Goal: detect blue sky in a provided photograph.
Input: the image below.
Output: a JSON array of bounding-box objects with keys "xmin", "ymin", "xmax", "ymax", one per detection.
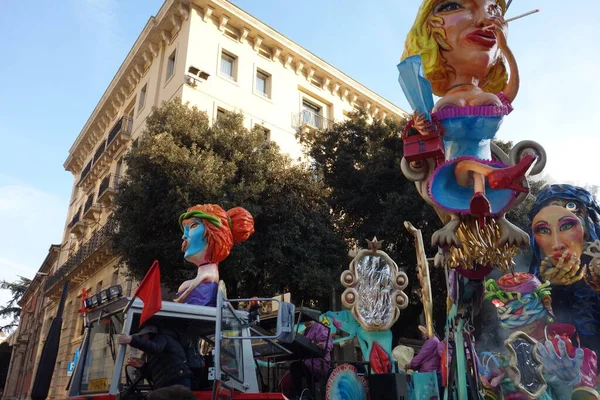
[{"xmin": 0, "ymin": 0, "xmax": 598, "ymax": 324}]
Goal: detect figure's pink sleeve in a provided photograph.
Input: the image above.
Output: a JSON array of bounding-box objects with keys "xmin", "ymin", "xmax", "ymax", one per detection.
[{"xmin": 496, "ymin": 92, "xmax": 514, "ymax": 114}]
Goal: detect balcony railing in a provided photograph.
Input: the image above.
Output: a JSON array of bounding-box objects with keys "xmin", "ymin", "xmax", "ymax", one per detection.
[
  {"xmin": 69, "ymin": 208, "xmax": 82, "ymax": 227},
  {"xmin": 82, "ymin": 195, "xmax": 101, "ymax": 221},
  {"xmin": 45, "ymin": 219, "xmax": 116, "ymax": 293},
  {"xmin": 93, "ymin": 140, "xmax": 107, "ymax": 165},
  {"xmin": 78, "ymin": 160, "xmax": 92, "ymax": 185},
  {"xmin": 294, "ymin": 110, "xmax": 332, "ymax": 131},
  {"xmin": 83, "ymin": 196, "xmax": 95, "ymax": 214},
  {"xmin": 78, "ymin": 116, "xmax": 133, "ymax": 190},
  {"xmin": 98, "ymin": 174, "xmax": 121, "ymax": 204},
  {"xmin": 107, "ymin": 116, "xmax": 133, "ymax": 146}
]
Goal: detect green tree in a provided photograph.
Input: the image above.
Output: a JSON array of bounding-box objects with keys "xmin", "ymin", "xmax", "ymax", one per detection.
[
  {"xmin": 111, "ymin": 100, "xmax": 346, "ymax": 305},
  {"xmin": 0, "ymin": 276, "xmax": 31, "ymax": 332},
  {"xmin": 299, "ymin": 109, "xmax": 444, "ymax": 338}
]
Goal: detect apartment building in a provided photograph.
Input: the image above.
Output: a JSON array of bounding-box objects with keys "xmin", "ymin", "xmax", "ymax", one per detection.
[
  {"xmin": 2, "ymin": 246, "xmax": 60, "ymax": 400},
  {"xmin": 23, "ymin": 0, "xmax": 408, "ymax": 397}
]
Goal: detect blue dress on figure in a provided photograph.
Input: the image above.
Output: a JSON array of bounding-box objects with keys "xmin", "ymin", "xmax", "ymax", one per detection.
[{"xmin": 398, "ymin": 55, "xmax": 516, "ymax": 215}]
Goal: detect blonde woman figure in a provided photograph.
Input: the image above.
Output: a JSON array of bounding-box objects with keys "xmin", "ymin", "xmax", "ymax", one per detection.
[{"xmin": 399, "ymin": 0, "xmax": 539, "ymax": 248}]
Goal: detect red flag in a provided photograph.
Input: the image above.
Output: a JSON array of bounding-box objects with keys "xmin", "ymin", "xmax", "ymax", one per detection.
[
  {"xmin": 134, "ymin": 260, "xmax": 162, "ymax": 326},
  {"xmin": 78, "ymin": 288, "xmax": 89, "ymax": 313}
]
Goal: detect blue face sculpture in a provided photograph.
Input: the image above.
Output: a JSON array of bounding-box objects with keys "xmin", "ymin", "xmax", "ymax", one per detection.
[{"xmin": 182, "ymin": 218, "xmax": 208, "ymax": 263}]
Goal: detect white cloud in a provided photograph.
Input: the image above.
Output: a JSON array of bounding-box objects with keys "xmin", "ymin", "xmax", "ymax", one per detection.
[
  {"xmin": 0, "ymin": 182, "xmax": 67, "ymax": 328},
  {"xmin": 0, "ymin": 183, "xmax": 66, "ymax": 276},
  {"xmin": 0, "ymin": 258, "xmax": 36, "ymax": 277}
]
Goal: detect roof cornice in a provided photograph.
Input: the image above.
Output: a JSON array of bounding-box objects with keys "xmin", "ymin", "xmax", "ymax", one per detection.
[
  {"xmin": 64, "ymin": 0, "xmax": 189, "ymax": 174},
  {"xmin": 202, "ymin": 0, "xmax": 408, "ymax": 119},
  {"xmin": 18, "ymin": 244, "xmax": 61, "ymax": 307},
  {"xmin": 65, "ymin": 0, "xmax": 408, "ymax": 174}
]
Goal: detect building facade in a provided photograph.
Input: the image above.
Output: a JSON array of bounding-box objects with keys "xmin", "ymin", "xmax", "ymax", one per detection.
[
  {"xmin": 14, "ymin": 0, "xmax": 408, "ymax": 398},
  {"xmin": 2, "ymin": 245, "xmax": 60, "ymax": 400}
]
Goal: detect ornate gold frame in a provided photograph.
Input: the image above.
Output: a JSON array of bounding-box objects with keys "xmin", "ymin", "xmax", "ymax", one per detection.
[
  {"xmin": 504, "ymin": 331, "xmax": 547, "ymax": 398},
  {"xmin": 340, "ymin": 238, "xmax": 409, "ymax": 331}
]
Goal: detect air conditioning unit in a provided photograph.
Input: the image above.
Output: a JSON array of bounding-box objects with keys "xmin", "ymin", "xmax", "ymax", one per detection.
[{"xmin": 188, "ymin": 65, "xmax": 210, "ymax": 81}]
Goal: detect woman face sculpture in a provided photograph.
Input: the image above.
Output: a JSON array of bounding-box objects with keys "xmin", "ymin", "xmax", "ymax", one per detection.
[
  {"xmin": 181, "ymin": 218, "xmax": 208, "ymax": 265},
  {"xmin": 532, "ymin": 205, "xmax": 585, "ymax": 267},
  {"xmin": 433, "ymin": 0, "xmax": 503, "ymax": 80},
  {"xmin": 529, "ymin": 185, "xmax": 600, "ymax": 274},
  {"xmin": 402, "ymin": 0, "xmax": 508, "ymax": 95}
]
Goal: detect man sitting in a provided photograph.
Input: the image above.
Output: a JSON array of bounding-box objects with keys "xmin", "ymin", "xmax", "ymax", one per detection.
[{"xmin": 118, "ymin": 324, "xmax": 193, "ymax": 389}]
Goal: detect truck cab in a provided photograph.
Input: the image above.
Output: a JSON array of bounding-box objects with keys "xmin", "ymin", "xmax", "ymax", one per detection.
[{"xmin": 66, "ymin": 290, "xmax": 293, "ymax": 400}]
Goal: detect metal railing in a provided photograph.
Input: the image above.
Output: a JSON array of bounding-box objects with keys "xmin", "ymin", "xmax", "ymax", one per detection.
[
  {"xmin": 69, "ymin": 208, "xmax": 82, "ymax": 227},
  {"xmin": 93, "ymin": 140, "xmax": 107, "ymax": 164},
  {"xmin": 83, "ymin": 195, "xmax": 96, "ymax": 214},
  {"xmin": 294, "ymin": 110, "xmax": 332, "ymax": 130},
  {"xmin": 98, "ymin": 174, "xmax": 121, "ymax": 199},
  {"xmin": 78, "ymin": 116, "xmax": 133, "ymax": 185},
  {"xmin": 78, "ymin": 161, "xmax": 92, "ymax": 185},
  {"xmin": 44, "ymin": 219, "xmax": 116, "ymax": 292},
  {"xmin": 107, "ymin": 116, "xmax": 133, "ymax": 146}
]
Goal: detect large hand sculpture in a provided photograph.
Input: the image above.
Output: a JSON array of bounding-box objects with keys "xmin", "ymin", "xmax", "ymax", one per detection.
[{"xmin": 536, "ymin": 337, "xmax": 584, "ymax": 387}]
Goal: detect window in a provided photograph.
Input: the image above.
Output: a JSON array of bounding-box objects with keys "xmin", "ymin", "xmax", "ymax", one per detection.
[
  {"xmin": 220, "ymin": 51, "xmax": 237, "ymax": 81},
  {"xmin": 79, "ymin": 314, "xmax": 125, "ymax": 394},
  {"xmin": 255, "ymin": 70, "xmax": 271, "ymax": 98},
  {"xmin": 301, "ymin": 99, "xmax": 323, "ymax": 128},
  {"xmin": 257, "ymin": 125, "xmax": 271, "ymax": 141},
  {"xmin": 302, "ymin": 99, "xmax": 321, "ymax": 115},
  {"xmin": 166, "ymin": 50, "xmax": 176, "ymax": 81},
  {"xmin": 111, "ymin": 271, "xmax": 119, "ymax": 286},
  {"xmin": 217, "ymin": 108, "xmax": 228, "ymax": 120},
  {"xmin": 138, "ymin": 84, "xmax": 147, "ymax": 110}
]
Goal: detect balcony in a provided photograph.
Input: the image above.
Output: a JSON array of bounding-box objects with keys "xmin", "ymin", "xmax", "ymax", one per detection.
[
  {"xmin": 97, "ymin": 174, "xmax": 121, "ymax": 205},
  {"xmin": 68, "ymin": 207, "xmax": 87, "ymax": 237},
  {"xmin": 79, "ymin": 116, "xmax": 132, "ymax": 190},
  {"xmin": 78, "ymin": 160, "xmax": 92, "ymax": 185},
  {"xmin": 45, "ymin": 219, "xmax": 116, "ymax": 297},
  {"xmin": 294, "ymin": 110, "xmax": 332, "ymax": 134},
  {"xmin": 82, "ymin": 195, "xmax": 102, "ymax": 221}
]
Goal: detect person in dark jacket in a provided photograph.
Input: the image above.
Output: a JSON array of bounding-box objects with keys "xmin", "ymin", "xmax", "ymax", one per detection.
[{"xmin": 118, "ymin": 324, "xmax": 193, "ymax": 389}]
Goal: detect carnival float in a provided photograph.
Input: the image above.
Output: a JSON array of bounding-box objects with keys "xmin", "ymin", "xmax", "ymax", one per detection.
[
  {"xmin": 393, "ymin": 0, "xmax": 600, "ymax": 398},
  {"xmin": 165, "ymin": 1, "xmax": 600, "ymax": 398}
]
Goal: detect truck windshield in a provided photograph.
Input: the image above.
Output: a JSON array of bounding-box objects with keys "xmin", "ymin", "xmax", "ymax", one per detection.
[
  {"xmin": 220, "ymin": 301, "xmax": 245, "ymax": 384},
  {"xmin": 79, "ymin": 314, "xmax": 126, "ymax": 394}
]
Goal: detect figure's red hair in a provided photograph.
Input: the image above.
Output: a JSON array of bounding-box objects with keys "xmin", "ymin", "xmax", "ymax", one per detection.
[{"xmin": 181, "ymin": 204, "xmax": 254, "ymax": 263}]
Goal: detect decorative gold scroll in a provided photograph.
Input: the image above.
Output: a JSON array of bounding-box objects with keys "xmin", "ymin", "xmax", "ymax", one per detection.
[{"xmin": 404, "ymin": 221, "xmax": 434, "ymax": 339}]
